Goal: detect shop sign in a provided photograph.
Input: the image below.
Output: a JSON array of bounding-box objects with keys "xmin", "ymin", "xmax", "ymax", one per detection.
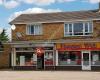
[
  {"xmin": 33, "ymin": 47, "xmax": 53, "ymax": 50},
  {"xmin": 56, "ymin": 42, "xmax": 100, "ymax": 51}
]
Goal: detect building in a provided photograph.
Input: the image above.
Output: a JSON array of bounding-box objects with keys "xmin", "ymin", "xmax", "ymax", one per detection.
[{"xmin": 0, "ymin": 9, "xmax": 100, "ymax": 70}]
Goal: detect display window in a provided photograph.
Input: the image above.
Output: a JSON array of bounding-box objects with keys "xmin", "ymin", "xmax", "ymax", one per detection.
[
  {"xmin": 44, "ymin": 51, "xmax": 53, "ymax": 65},
  {"xmin": 91, "ymin": 51, "xmax": 100, "ymax": 66},
  {"xmin": 58, "ymin": 51, "xmax": 81, "ymax": 65},
  {"xmin": 16, "ymin": 52, "xmax": 37, "ymax": 66}
]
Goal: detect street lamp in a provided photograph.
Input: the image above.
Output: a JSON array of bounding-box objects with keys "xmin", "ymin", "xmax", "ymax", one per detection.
[{"xmin": 11, "ymin": 24, "xmax": 16, "ymax": 70}]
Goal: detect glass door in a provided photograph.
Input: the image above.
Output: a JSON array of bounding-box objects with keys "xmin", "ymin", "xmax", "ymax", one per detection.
[
  {"xmin": 82, "ymin": 51, "xmax": 91, "ymax": 70},
  {"xmin": 37, "ymin": 54, "xmax": 44, "ymax": 70}
]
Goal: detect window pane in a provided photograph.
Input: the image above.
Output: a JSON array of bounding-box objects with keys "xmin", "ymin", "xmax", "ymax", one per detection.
[
  {"xmin": 58, "ymin": 51, "xmax": 81, "ymax": 65},
  {"xmin": 85, "ymin": 23, "xmax": 88, "ymax": 32},
  {"xmin": 91, "ymin": 51, "xmax": 100, "ymax": 65},
  {"xmin": 31, "ymin": 25, "xmax": 34, "ymax": 34},
  {"xmin": 74, "ymin": 23, "xmax": 83, "ymax": 35},
  {"xmin": 65, "ymin": 24, "xmax": 68, "ymax": 32},
  {"xmin": 64, "ymin": 24, "xmax": 69, "ymax": 36},
  {"xmin": 45, "ymin": 51, "xmax": 53, "ymax": 65},
  {"xmin": 69, "ymin": 24, "xmax": 72, "ymax": 35},
  {"xmin": 34, "ymin": 25, "xmax": 39, "ymax": 35},
  {"xmin": 84, "ymin": 22, "xmax": 93, "ymax": 35},
  {"xmin": 34, "ymin": 25, "xmax": 42, "ymax": 35},
  {"xmin": 16, "ymin": 52, "xmax": 36, "ymax": 66},
  {"xmin": 89, "ymin": 22, "xmax": 92, "ymax": 32},
  {"xmin": 27, "ymin": 24, "xmax": 42, "ymax": 35}
]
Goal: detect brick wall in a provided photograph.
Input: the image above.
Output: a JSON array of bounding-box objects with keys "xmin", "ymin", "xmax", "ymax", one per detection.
[
  {"xmin": 0, "ymin": 44, "xmax": 11, "ymax": 68},
  {"xmin": 12, "ymin": 21, "xmax": 100, "ymax": 41}
]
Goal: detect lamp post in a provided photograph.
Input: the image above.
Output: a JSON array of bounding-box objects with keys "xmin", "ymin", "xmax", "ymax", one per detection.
[{"xmin": 11, "ymin": 24, "xmax": 16, "ymax": 70}]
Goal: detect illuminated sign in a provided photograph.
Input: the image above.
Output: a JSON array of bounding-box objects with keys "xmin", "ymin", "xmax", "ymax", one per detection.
[{"xmin": 56, "ymin": 42, "xmax": 100, "ymax": 51}]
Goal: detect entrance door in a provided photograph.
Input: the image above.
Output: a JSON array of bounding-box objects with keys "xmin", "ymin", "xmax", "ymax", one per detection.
[
  {"xmin": 82, "ymin": 51, "xmax": 91, "ymax": 70},
  {"xmin": 37, "ymin": 54, "xmax": 44, "ymax": 70}
]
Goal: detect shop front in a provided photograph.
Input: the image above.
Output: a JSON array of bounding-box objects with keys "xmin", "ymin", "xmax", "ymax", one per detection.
[
  {"xmin": 11, "ymin": 43, "xmax": 55, "ymax": 70},
  {"xmin": 56, "ymin": 42, "xmax": 100, "ymax": 70}
]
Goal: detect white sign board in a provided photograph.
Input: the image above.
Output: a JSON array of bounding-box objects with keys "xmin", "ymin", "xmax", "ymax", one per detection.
[{"xmin": 20, "ymin": 56, "xmax": 25, "ymax": 66}]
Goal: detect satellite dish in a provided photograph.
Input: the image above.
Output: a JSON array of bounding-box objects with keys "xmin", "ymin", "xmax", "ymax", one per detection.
[
  {"xmin": 11, "ymin": 25, "xmax": 16, "ymax": 30},
  {"xmin": 16, "ymin": 32, "xmax": 22, "ymax": 38}
]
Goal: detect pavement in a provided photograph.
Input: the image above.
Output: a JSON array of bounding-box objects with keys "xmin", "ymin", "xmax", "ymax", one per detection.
[{"xmin": 0, "ymin": 71, "xmax": 100, "ymax": 80}]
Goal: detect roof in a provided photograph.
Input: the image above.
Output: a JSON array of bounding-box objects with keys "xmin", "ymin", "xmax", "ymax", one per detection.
[{"xmin": 9, "ymin": 9, "xmax": 100, "ymax": 25}]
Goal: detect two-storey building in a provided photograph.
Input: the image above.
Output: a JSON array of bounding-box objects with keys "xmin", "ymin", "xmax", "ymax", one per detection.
[{"xmin": 1, "ymin": 9, "xmax": 100, "ymax": 70}]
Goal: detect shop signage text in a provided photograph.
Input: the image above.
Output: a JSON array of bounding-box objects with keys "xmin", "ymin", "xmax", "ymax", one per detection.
[{"xmin": 56, "ymin": 42, "xmax": 100, "ymax": 51}]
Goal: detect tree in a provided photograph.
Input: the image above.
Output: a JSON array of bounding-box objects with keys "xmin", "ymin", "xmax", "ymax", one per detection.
[{"xmin": 0, "ymin": 29, "xmax": 9, "ymax": 42}]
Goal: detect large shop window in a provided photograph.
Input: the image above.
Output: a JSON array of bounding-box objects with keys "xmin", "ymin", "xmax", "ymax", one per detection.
[
  {"xmin": 64, "ymin": 21, "xmax": 93, "ymax": 36},
  {"xmin": 58, "ymin": 51, "xmax": 81, "ymax": 65},
  {"xmin": 16, "ymin": 52, "xmax": 37, "ymax": 66},
  {"xmin": 91, "ymin": 51, "xmax": 100, "ymax": 66},
  {"xmin": 44, "ymin": 51, "xmax": 53, "ymax": 66},
  {"xmin": 26, "ymin": 24, "xmax": 42, "ymax": 35}
]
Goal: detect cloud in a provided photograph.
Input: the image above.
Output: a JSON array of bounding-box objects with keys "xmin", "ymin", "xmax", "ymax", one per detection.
[
  {"xmin": 58, "ymin": 0, "xmax": 76, "ymax": 3},
  {"xmin": 19, "ymin": 0, "xmax": 34, "ymax": 4},
  {"xmin": 85, "ymin": 0, "xmax": 100, "ymax": 4},
  {"xmin": 8, "ymin": 7, "xmax": 62, "ymax": 22},
  {"xmin": 3, "ymin": 0, "xmax": 19, "ymax": 9},
  {"xmin": 32, "ymin": 0, "xmax": 55, "ymax": 6},
  {"xmin": 20, "ymin": 0, "xmax": 76, "ymax": 6},
  {"xmin": 1, "ymin": 0, "xmax": 76, "ymax": 8},
  {"xmin": 0, "ymin": 27, "xmax": 3, "ymax": 34},
  {"xmin": 0, "ymin": 0, "xmax": 3, "ymax": 5},
  {"xmin": 6, "ymin": 27, "xmax": 11, "ymax": 41}
]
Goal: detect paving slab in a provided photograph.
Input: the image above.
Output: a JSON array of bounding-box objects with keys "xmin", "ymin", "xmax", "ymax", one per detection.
[{"xmin": 0, "ymin": 71, "xmax": 100, "ymax": 80}]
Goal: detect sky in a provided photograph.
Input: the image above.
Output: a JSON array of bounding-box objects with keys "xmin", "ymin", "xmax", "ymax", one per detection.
[{"xmin": 0, "ymin": 0, "xmax": 100, "ymax": 39}]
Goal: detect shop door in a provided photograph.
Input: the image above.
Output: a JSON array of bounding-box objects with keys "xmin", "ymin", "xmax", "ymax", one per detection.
[
  {"xmin": 82, "ymin": 51, "xmax": 91, "ymax": 70},
  {"xmin": 37, "ymin": 54, "xmax": 44, "ymax": 70}
]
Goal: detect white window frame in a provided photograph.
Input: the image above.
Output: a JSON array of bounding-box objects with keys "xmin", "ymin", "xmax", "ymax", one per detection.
[
  {"xmin": 26, "ymin": 24, "xmax": 43, "ymax": 35},
  {"xmin": 64, "ymin": 21, "xmax": 93, "ymax": 37}
]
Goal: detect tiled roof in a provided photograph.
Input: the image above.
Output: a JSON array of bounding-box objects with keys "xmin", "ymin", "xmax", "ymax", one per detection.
[{"xmin": 9, "ymin": 9, "xmax": 100, "ymax": 24}]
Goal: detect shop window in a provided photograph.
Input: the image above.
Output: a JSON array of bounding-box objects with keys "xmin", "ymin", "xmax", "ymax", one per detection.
[
  {"xmin": 58, "ymin": 51, "xmax": 81, "ymax": 65},
  {"xmin": 16, "ymin": 52, "xmax": 37, "ymax": 66},
  {"xmin": 91, "ymin": 51, "xmax": 100, "ymax": 66},
  {"xmin": 44, "ymin": 51, "xmax": 53, "ymax": 65}
]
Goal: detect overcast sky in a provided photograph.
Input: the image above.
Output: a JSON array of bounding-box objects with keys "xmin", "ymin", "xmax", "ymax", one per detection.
[{"xmin": 0, "ymin": 0, "xmax": 100, "ymax": 39}]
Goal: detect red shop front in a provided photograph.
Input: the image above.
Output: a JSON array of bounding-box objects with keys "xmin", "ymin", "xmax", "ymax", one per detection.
[{"xmin": 55, "ymin": 42, "xmax": 100, "ymax": 70}]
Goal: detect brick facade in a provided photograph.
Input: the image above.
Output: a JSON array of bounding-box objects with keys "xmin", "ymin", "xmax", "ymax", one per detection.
[
  {"xmin": 0, "ymin": 44, "xmax": 11, "ymax": 68},
  {"xmin": 12, "ymin": 21, "xmax": 100, "ymax": 41}
]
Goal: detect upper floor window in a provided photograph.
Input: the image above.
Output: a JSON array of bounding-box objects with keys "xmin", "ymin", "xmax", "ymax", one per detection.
[
  {"xmin": 64, "ymin": 21, "xmax": 93, "ymax": 36},
  {"xmin": 26, "ymin": 24, "xmax": 42, "ymax": 35}
]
